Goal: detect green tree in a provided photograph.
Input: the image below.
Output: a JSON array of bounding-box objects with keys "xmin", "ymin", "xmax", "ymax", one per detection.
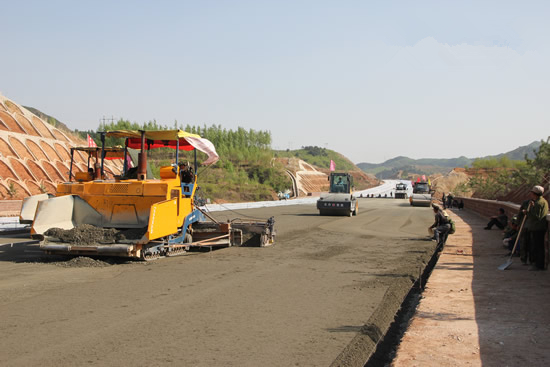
[{"xmin": 466, "ymin": 136, "xmax": 549, "ymax": 198}]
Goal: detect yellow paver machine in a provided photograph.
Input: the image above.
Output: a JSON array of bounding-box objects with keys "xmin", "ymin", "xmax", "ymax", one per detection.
[{"xmin": 20, "ymin": 130, "xmax": 275, "ymax": 260}]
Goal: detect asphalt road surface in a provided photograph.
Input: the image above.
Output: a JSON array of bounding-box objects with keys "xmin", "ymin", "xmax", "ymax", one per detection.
[{"xmin": 0, "ymin": 198, "xmax": 436, "ymax": 367}]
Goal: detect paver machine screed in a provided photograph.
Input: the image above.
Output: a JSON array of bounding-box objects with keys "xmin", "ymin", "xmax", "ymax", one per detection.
[{"xmin": 21, "ymin": 129, "xmax": 275, "ymax": 260}]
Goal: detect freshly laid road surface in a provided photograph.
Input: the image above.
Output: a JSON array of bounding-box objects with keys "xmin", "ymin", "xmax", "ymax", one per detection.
[{"xmin": 0, "ymin": 199, "xmax": 436, "ymax": 367}]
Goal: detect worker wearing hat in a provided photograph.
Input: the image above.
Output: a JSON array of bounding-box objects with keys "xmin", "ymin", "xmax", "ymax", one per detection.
[{"xmin": 523, "ymin": 185, "xmax": 548, "ymax": 270}]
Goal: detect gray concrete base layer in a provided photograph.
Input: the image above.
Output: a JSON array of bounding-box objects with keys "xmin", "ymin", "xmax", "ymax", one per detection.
[{"xmin": 0, "ymin": 199, "xmax": 435, "ymax": 366}]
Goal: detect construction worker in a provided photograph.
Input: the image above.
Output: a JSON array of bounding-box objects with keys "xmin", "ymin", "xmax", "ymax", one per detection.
[
  {"xmin": 523, "ymin": 186, "xmax": 549, "ymax": 271},
  {"xmin": 179, "ymin": 161, "xmax": 194, "ymax": 184},
  {"xmin": 334, "ymin": 177, "xmax": 345, "ymax": 192},
  {"xmin": 429, "ymin": 203, "xmax": 450, "ymax": 247}
]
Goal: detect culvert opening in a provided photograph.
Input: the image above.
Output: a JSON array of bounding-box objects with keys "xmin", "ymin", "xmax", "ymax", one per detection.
[{"xmin": 364, "ymin": 243, "xmax": 444, "ymax": 367}]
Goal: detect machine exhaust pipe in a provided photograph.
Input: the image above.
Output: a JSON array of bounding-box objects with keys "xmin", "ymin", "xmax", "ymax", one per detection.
[{"xmin": 137, "ymin": 130, "xmax": 147, "ymax": 180}]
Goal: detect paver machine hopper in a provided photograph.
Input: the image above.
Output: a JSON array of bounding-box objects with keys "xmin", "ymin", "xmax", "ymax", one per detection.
[{"xmin": 21, "ymin": 129, "xmax": 275, "ymax": 260}]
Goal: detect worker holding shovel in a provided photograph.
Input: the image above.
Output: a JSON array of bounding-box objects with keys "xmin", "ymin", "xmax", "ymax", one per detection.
[{"xmin": 524, "ymin": 186, "xmax": 549, "ymax": 271}]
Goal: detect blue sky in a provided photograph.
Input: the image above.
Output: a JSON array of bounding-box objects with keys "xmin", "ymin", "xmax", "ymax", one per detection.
[{"xmin": 1, "ymin": 0, "xmax": 549, "ymax": 163}]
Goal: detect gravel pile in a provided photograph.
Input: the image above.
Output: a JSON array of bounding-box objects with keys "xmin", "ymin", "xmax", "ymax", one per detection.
[
  {"xmin": 44, "ymin": 225, "xmax": 147, "ymax": 246},
  {"xmin": 53, "ymin": 256, "xmax": 112, "ymax": 268}
]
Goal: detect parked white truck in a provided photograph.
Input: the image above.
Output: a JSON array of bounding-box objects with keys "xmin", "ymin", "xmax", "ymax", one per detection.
[{"xmin": 395, "ymin": 182, "xmax": 408, "ymax": 199}]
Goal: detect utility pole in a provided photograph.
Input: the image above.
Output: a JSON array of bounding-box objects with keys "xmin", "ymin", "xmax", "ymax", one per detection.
[{"xmin": 99, "ymin": 116, "xmax": 116, "ymax": 126}]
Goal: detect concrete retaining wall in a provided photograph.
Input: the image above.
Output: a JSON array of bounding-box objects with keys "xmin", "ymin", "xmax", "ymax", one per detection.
[
  {"xmin": 458, "ymin": 197, "xmax": 520, "ymax": 218},
  {"xmin": 0, "ymin": 200, "xmax": 22, "ymax": 216},
  {"xmin": 458, "ymin": 196, "xmax": 550, "ymax": 234}
]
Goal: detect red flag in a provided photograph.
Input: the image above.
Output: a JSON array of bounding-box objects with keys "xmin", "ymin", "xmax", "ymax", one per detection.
[
  {"xmin": 329, "ymin": 160, "xmax": 335, "ymax": 171},
  {"xmin": 87, "ymin": 134, "xmax": 97, "ymax": 147}
]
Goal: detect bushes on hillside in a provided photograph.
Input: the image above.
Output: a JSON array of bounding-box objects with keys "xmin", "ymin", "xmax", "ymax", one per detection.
[{"xmin": 464, "ymin": 137, "xmax": 549, "ymax": 199}]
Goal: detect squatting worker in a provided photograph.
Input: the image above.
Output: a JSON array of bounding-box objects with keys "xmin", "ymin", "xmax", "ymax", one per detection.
[
  {"xmin": 523, "ymin": 185, "xmax": 549, "ymax": 271},
  {"xmin": 429, "ymin": 203, "xmax": 450, "ymax": 247}
]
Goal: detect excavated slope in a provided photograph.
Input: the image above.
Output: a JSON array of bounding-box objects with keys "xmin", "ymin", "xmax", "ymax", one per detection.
[{"xmin": 0, "ymin": 95, "xmax": 122, "ymax": 200}]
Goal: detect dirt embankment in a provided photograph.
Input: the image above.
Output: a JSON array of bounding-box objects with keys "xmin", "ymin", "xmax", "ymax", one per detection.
[{"xmin": 430, "ymin": 168, "xmax": 471, "ymax": 199}]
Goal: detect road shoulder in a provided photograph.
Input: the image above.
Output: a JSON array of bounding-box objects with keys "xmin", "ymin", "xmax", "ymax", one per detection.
[{"xmin": 392, "ymin": 209, "xmax": 550, "ymax": 366}]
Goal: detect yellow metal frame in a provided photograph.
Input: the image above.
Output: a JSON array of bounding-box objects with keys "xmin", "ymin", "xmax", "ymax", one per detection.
[{"xmin": 55, "ymin": 166, "xmax": 197, "ymax": 235}]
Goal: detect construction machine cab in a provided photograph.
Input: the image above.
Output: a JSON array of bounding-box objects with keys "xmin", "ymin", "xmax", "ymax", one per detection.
[
  {"xmin": 317, "ymin": 172, "xmax": 358, "ymax": 216},
  {"xmin": 396, "ymin": 183, "xmax": 407, "ymax": 191},
  {"xmin": 68, "ymin": 146, "xmax": 127, "ymax": 182},
  {"xmin": 329, "ymin": 172, "xmax": 352, "ymax": 194},
  {"xmin": 413, "ymin": 182, "xmax": 430, "ymax": 194}
]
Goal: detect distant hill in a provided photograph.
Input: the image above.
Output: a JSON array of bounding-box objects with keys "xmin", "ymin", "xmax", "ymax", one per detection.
[
  {"xmin": 488, "ymin": 141, "xmax": 542, "ymax": 161},
  {"xmin": 358, "ymin": 141, "xmax": 543, "ymax": 179},
  {"xmin": 275, "ymin": 146, "xmax": 362, "ymax": 173}
]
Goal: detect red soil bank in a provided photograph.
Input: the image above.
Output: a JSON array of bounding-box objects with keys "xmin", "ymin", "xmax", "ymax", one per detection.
[
  {"xmin": 15, "ymin": 113, "xmax": 41, "ymax": 136},
  {"xmin": 26, "ymin": 160, "xmax": 51, "ymax": 182},
  {"xmin": 54, "ymin": 143, "xmax": 71, "ymax": 161},
  {"xmin": 31, "ymin": 116, "xmax": 56, "ymax": 140},
  {"xmin": 0, "ymin": 111, "xmax": 25, "ymax": 134},
  {"xmin": 9, "ymin": 158, "xmax": 35, "ymax": 181},
  {"xmin": 3, "ymin": 179, "xmax": 30, "ymax": 200},
  {"xmin": 26, "ymin": 140, "xmax": 48, "ymax": 160},
  {"xmin": 4, "ymin": 101, "xmax": 23, "ymax": 115},
  {"xmin": 54, "ymin": 130, "xmax": 70, "ymax": 143},
  {"xmin": 40, "ymin": 141, "xmax": 63, "ymax": 161},
  {"xmin": 9, "ymin": 137, "xmax": 34, "ymax": 160},
  {"xmin": 55, "ymin": 161, "xmax": 70, "ymax": 180},
  {"xmin": 42, "ymin": 181, "xmax": 57, "ymax": 195},
  {"xmin": 0, "ymin": 182, "xmax": 8, "ymax": 199},
  {"xmin": 41, "ymin": 161, "xmax": 64, "ymax": 182},
  {"xmin": 0, "ymin": 137, "xmax": 17, "ymax": 157},
  {"xmin": 0, "ymin": 118, "xmax": 9, "ymax": 131},
  {"xmin": 0, "ymin": 160, "xmax": 18, "ymax": 180},
  {"xmin": 26, "ymin": 180, "xmax": 43, "ymax": 195}
]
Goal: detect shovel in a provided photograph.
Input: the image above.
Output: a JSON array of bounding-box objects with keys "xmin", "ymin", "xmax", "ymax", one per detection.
[{"xmin": 498, "ymin": 209, "xmax": 528, "ymax": 271}]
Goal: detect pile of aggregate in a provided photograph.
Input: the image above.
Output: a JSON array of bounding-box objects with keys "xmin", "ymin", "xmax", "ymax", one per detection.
[
  {"xmin": 44, "ymin": 225, "xmax": 147, "ymax": 246},
  {"xmin": 54, "ymin": 256, "xmax": 111, "ymax": 268}
]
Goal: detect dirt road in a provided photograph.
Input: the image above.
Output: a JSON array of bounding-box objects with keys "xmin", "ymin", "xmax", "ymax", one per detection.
[{"xmin": 0, "ymin": 199, "xmax": 436, "ymax": 366}]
